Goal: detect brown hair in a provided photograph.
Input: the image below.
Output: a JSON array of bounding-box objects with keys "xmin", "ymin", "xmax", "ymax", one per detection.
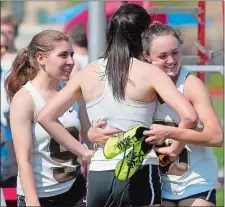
[
  {"xmin": 141, "ymin": 22, "xmax": 183, "ymax": 61},
  {"xmin": 5, "ymin": 30, "xmax": 69, "ymax": 102}
]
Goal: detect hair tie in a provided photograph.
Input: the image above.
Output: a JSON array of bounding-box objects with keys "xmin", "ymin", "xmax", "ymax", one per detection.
[{"xmin": 150, "ymin": 21, "xmax": 162, "ymax": 27}]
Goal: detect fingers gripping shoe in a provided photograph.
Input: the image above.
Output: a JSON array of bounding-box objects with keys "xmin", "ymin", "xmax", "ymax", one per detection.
[
  {"xmin": 103, "ymin": 125, "xmax": 149, "ymax": 159},
  {"xmin": 115, "ymin": 140, "xmax": 153, "ymax": 181}
]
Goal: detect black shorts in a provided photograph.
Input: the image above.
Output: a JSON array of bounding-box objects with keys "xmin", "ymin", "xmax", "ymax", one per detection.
[
  {"xmin": 87, "ymin": 165, "xmax": 162, "ymax": 207},
  {"xmin": 163, "ymin": 189, "xmax": 216, "ymax": 206},
  {"xmin": 17, "ymin": 175, "xmax": 86, "ymax": 207}
]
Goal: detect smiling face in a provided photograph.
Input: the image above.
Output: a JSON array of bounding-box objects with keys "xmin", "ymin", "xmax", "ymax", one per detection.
[
  {"xmin": 148, "ymin": 35, "xmax": 182, "ymax": 78},
  {"xmin": 37, "ymin": 40, "xmax": 75, "ymax": 82},
  {"xmin": 1, "ymin": 23, "xmax": 15, "ymax": 50},
  {"xmin": 1, "ymin": 33, "xmax": 8, "ymax": 56}
]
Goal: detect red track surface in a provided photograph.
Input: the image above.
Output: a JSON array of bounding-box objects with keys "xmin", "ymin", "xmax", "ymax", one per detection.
[{"xmin": 209, "ymin": 89, "xmax": 224, "ymax": 98}]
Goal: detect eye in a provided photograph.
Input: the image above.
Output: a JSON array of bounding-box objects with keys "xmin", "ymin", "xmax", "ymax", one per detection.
[
  {"xmin": 172, "ymin": 51, "xmax": 179, "ymax": 55},
  {"xmin": 158, "ymin": 54, "xmax": 167, "ymax": 59},
  {"xmin": 70, "ymin": 52, "xmax": 74, "ymax": 57},
  {"xmin": 60, "ymin": 53, "xmax": 69, "ymax": 59}
]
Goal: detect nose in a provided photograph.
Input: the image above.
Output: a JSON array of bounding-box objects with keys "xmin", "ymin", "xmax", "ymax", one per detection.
[
  {"xmin": 67, "ymin": 55, "xmax": 74, "ymax": 65},
  {"xmin": 167, "ymin": 55, "xmax": 175, "ymax": 64}
]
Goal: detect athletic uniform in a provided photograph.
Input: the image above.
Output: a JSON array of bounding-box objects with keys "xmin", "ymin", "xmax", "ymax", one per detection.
[
  {"xmin": 153, "ymin": 67, "xmax": 218, "ymax": 205},
  {"xmin": 17, "ymin": 81, "xmax": 86, "ymax": 207},
  {"xmin": 86, "ymin": 58, "xmax": 161, "ymax": 207}
]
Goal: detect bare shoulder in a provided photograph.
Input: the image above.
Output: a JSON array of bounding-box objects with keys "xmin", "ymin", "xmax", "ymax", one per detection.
[
  {"xmin": 184, "ymin": 74, "xmax": 208, "ymax": 94},
  {"xmin": 134, "ymin": 59, "xmax": 163, "ymax": 74},
  {"xmin": 11, "ymin": 88, "xmax": 34, "ymax": 114},
  {"xmin": 82, "ymin": 60, "xmax": 100, "ymax": 73},
  {"xmin": 184, "ymin": 74, "xmax": 211, "ymax": 103},
  {"xmin": 80, "ymin": 60, "xmax": 102, "ymax": 79},
  {"xmin": 134, "ymin": 60, "xmax": 170, "ymax": 82},
  {"xmin": 69, "ymin": 60, "xmax": 100, "ymax": 89}
]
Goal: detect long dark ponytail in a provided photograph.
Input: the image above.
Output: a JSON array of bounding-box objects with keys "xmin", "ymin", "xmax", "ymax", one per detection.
[{"xmin": 103, "ymin": 4, "xmax": 151, "ymax": 101}]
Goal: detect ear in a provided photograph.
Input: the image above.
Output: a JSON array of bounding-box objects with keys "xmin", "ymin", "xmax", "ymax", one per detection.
[
  {"xmin": 143, "ymin": 54, "xmax": 152, "ymax": 63},
  {"xmin": 36, "ymin": 52, "xmax": 46, "ymax": 66}
]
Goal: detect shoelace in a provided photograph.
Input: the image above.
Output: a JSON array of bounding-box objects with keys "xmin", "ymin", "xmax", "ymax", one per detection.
[
  {"xmin": 104, "ymin": 130, "xmax": 151, "ymax": 207},
  {"xmin": 104, "ymin": 143, "xmax": 144, "ymax": 207},
  {"xmin": 126, "ymin": 151, "xmax": 144, "ymax": 169},
  {"xmin": 116, "ymin": 135, "xmax": 131, "ymax": 150},
  {"xmin": 104, "ymin": 132, "xmax": 131, "ymax": 207}
]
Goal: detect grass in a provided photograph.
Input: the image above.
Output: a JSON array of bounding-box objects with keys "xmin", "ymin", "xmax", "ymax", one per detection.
[
  {"xmin": 213, "ymin": 146, "xmax": 224, "ymax": 169},
  {"xmin": 212, "ymin": 98, "xmax": 224, "ymax": 168},
  {"xmin": 152, "ymin": 1, "xmax": 196, "ymax": 6},
  {"xmin": 212, "ymin": 97, "xmax": 224, "ymax": 206},
  {"xmin": 212, "ymin": 98, "xmax": 223, "ymax": 121},
  {"xmin": 217, "ymin": 188, "xmax": 224, "ymax": 207},
  {"xmin": 207, "ymin": 73, "xmax": 224, "ymax": 89}
]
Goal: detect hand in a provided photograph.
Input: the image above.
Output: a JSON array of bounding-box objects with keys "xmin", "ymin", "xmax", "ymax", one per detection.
[
  {"xmin": 143, "ymin": 124, "xmax": 170, "ymax": 145},
  {"xmin": 26, "ymin": 198, "xmax": 41, "ymax": 207},
  {"xmin": 153, "ymin": 145, "xmax": 178, "ymax": 167},
  {"xmin": 81, "ymin": 149, "xmax": 94, "ymax": 164},
  {"xmin": 153, "ymin": 145, "xmax": 178, "ymax": 161},
  {"xmin": 87, "ymin": 121, "xmax": 121, "ymax": 146}
]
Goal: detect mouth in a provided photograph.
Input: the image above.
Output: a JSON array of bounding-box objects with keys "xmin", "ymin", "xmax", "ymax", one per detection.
[
  {"xmin": 63, "ymin": 69, "xmax": 72, "ymax": 76},
  {"xmin": 164, "ymin": 63, "xmax": 177, "ymax": 70}
]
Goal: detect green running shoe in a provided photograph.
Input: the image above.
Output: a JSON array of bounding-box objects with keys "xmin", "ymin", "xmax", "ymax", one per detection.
[
  {"xmin": 115, "ymin": 140, "xmax": 153, "ymax": 181},
  {"xmin": 103, "ymin": 125, "xmax": 149, "ymax": 159}
]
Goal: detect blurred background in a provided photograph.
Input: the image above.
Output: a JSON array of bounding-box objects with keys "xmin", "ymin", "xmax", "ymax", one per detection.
[
  {"xmin": 1, "ymin": 1, "xmax": 224, "ymax": 60},
  {"xmin": 1, "ymin": 1, "xmax": 224, "ymax": 206}
]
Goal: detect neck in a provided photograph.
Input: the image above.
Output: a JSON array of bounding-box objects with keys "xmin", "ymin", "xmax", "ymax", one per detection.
[
  {"xmin": 171, "ymin": 68, "xmax": 181, "ymax": 84},
  {"xmin": 32, "ymin": 71, "xmax": 60, "ymax": 92}
]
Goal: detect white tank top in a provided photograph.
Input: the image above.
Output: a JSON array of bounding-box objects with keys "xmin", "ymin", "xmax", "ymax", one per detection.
[
  {"xmin": 86, "ymin": 58, "xmax": 159, "ymax": 171},
  {"xmin": 17, "ymin": 81, "xmax": 83, "ymax": 197},
  {"xmin": 153, "ymin": 67, "xmax": 218, "ymax": 199}
]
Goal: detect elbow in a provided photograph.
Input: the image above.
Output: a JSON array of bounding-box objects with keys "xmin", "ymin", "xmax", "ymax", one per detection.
[
  {"xmin": 37, "ymin": 111, "xmax": 50, "ymax": 128},
  {"xmin": 37, "ymin": 114, "xmax": 44, "ymax": 126},
  {"xmin": 211, "ymin": 131, "xmax": 223, "ymax": 147},
  {"xmin": 204, "ymin": 127, "xmax": 223, "ymax": 147},
  {"xmin": 182, "ymin": 113, "xmax": 198, "ymax": 129}
]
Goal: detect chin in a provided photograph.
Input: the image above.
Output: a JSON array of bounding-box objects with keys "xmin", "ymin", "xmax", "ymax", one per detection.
[
  {"xmin": 62, "ymin": 76, "xmax": 70, "ymax": 82},
  {"xmin": 167, "ymin": 68, "xmax": 180, "ymax": 77},
  {"xmin": 167, "ymin": 72, "xmax": 176, "ymax": 77}
]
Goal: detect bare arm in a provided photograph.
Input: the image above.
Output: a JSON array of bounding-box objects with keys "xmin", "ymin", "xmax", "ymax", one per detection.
[
  {"xmin": 149, "ymin": 75, "xmax": 223, "ymax": 147},
  {"xmin": 77, "ymin": 95, "xmax": 93, "ymax": 149},
  {"xmin": 63, "ymin": 62, "xmax": 93, "ymax": 148},
  {"xmin": 164, "ymin": 75, "xmax": 223, "ymax": 146},
  {"xmin": 10, "ymin": 90, "xmax": 40, "ymax": 206},
  {"xmin": 150, "ymin": 66, "xmax": 198, "ymax": 128},
  {"xmin": 37, "ymin": 70, "xmax": 93, "ymax": 162},
  {"xmin": 164, "ymin": 119, "xmax": 192, "ymax": 158}
]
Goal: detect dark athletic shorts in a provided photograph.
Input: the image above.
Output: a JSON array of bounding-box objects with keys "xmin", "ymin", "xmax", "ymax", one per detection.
[
  {"xmin": 17, "ymin": 175, "xmax": 86, "ymax": 207},
  {"xmin": 87, "ymin": 165, "xmax": 162, "ymax": 207},
  {"xmin": 163, "ymin": 189, "xmax": 216, "ymax": 206}
]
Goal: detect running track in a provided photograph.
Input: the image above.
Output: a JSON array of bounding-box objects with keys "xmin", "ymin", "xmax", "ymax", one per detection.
[{"xmin": 209, "ymin": 89, "xmax": 224, "ymax": 98}]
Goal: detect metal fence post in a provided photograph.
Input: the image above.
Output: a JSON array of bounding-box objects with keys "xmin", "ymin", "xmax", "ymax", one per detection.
[{"xmin": 88, "ymin": 1, "xmax": 106, "ymax": 63}]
